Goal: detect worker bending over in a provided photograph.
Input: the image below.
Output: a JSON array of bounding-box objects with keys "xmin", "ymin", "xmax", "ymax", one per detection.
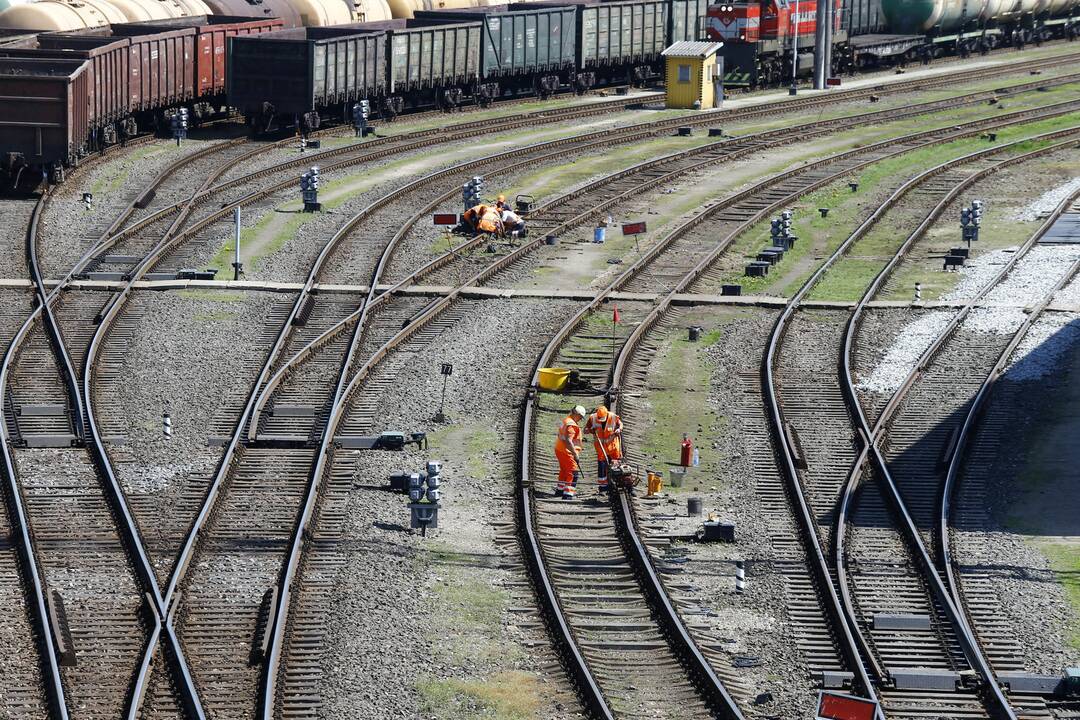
[
  {"xmin": 585, "ymin": 405, "xmax": 623, "ymax": 493},
  {"xmin": 500, "ymin": 207, "xmax": 527, "ymax": 236},
  {"xmin": 461, "ymin": 204, "xmax": 503, "ymax": 235},
  {"xmin": 555, "ymin": 405, "xmax": 587, "ymax": 499}
]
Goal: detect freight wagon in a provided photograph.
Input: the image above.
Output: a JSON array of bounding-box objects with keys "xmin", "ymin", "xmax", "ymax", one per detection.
[
  {"xmin": 0, "ymin": 15, "xmax": 281, "ymax": 183},
  {"xmin": 229, "ymin": 24, "xmax": 390, "ymax": 131},
  {"xmin": 413, "ymin": 5, "xmax": 578, "ymax": 98},
  {"xmin": 0, "ymin": 56, "xmax": 89, "ymax": 183}
]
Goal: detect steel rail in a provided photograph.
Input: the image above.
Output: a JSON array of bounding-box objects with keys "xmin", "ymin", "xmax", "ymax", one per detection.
[
  {"xmin": 833, "ymin": 132, "xmax": 1080, "ymax": 691},
  {"xmin": 0, "ymin": 192, "xmax": 70, "ymax": 720},
  {"xmin": 835, "ymin": 136, "xmax": 1080, "ymax": 720},
  {"xmin": 597, "ymin": 108, "xmax": 1080, "ymax": 719},
  {"xmin": 247, "ymin": 77, "xmax": 1080, "ymax": 419},
  {"xmin": 938, "ymin": 185, "xmax": 1080, "ymax": 624}
]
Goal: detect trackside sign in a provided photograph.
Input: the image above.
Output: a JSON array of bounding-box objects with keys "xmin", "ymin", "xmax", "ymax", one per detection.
[{"xmin": 817, "ymin": 691, "xmax": 878, "ymax": 720}]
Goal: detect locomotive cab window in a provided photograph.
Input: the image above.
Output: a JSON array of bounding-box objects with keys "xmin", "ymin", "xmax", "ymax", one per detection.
[{"xmin": 678, "ymin": 63, "xmax": 691, "ymax": 82}]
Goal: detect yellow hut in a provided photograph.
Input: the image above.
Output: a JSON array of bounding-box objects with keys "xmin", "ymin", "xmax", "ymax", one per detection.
[{"xmin": 662, "ymin": 41, "xmax": 724, "ymax": 109}]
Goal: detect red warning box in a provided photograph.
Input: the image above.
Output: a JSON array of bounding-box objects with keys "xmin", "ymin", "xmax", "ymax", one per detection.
[
  {"xmin": 433, "ymin": 213, "xmax": 459, "ymax": 225},
  {"xmin": 817, "ymin": 691, "xmax": 878, "ymax": 720},
  {"xmin": 621, "ymin": 221, "xmax": 647, "ymax": 235}
]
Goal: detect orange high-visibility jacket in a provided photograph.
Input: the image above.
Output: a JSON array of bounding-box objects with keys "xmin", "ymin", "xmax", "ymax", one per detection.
[
  {"xmin": 555, "ymin": 415, "xmax": 582, "ymax": 459},
  {"xmin": 586, "ymin": 411, "xmax": 622, "ymax": 459}
]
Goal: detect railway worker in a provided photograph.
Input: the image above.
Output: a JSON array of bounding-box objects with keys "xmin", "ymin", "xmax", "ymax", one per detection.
[
  {"xmin": 500, "ymin": 207, "xmax": 526, "ymax": 237},
  {"xmin": 496, "ymin": 194, "xmax": 509, "ymax": 211},
  {"xmin": 585, "ymin": 405, "xmax": 623, "ymax": 493},
  {"xmin": 555, "ymin": 405, "xmax": 587, "ymax": 500},
  {"xmin": 462, "ymin": 204, "xmax": 503, "ymax": 235}
]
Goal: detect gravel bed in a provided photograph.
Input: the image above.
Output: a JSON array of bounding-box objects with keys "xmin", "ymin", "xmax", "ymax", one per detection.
[
  {"xmin": 0, "ymin": 197, "xmax": 35, "ymax": 279},
  {"xmin": 1007, "ymin": 311, "xmax": 1080, "ymax": 380},
  {"xmin": 856, "ymin": 309, "xmax": 953, "ymax": 394},
  {"xmin": 1012, "ymin": 176, "xmax": 1080, "ymax": 222},
  {"xmin": 37, "ymin": 138, "xmax": 233, "ymax": 279},
  {"xmin": 97, "ymin": 288, "xmax": 282, "ymax": 580},
  {"xmin": 952, "ymin": 323, "xmax": 1080, "ymax": 673},
  {"xmin": 320, "ymin": 297, "xmax": 584, "ymax": 719},
  {"xmin": 621, "ymin": 306, "xmax": 817, "ymax": 719},
  {"xmin": 983, "ymin": 245, "xmax": 1080, "ymax": 306}
]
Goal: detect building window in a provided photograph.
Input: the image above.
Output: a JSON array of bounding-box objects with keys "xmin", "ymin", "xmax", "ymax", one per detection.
[{"xmin": 678, "ymin": 64, "xmax": 691, "ymax": 83}]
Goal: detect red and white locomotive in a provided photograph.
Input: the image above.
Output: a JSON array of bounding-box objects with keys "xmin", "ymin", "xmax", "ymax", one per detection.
[{"xmin": 706, "ymin": 0, "xmax": 842, "ymax": 86}]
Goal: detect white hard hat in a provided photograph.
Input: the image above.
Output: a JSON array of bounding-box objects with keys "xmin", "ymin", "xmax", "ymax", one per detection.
[{"xmin": 573, "ymin": 405, "xmax": 587, "ymax": 417}]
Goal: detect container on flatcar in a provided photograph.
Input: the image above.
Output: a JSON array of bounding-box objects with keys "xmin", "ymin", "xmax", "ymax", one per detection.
[
  {"xmin": 110, "ymin": 15, "xmax": 284, "ymax": 97},
  {"xmin": 229, "ymin": 24, "xmax": 390, "ymax": 129},
  {"xmin": 0, "ymin": 56, "xmax": 89, "ymax": 181},
  {"xmin": 412, "ymin": 5, "xmax": 577, "ymax": 96}
]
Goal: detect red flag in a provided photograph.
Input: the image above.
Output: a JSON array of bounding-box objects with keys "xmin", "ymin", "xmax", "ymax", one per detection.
[{"xmin": 612, "ymin": 305, "xmax": 620, "ymax": 324}]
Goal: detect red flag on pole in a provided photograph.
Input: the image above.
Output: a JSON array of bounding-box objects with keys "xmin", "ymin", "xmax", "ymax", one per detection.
[{"xmin": 613, "ymin": 305, "xmax": 620, "ymax": 324}]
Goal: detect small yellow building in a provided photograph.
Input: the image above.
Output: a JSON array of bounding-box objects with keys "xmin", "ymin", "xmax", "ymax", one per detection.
[{"xmin": 662, "ymin": 41, "xmax": 724, "ymax": 110}]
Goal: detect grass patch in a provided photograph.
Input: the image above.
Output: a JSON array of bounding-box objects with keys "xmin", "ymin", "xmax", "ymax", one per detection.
[
  {"xmin": 417, "ymin": 672, "xmax": 540, "ymax": 720},
  {"xmin": 639, "ymin": 324, "xmax": 721, "ymax": 488},
  {"xmin": 90, "ymin": 145, "xmax": 168, "ymax": 197},
  {"xmin": 1034, "ymin": 542, "xmax": 1080, "ymax": 651}
]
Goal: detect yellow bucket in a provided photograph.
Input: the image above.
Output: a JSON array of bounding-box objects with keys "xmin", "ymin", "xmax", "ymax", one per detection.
[{"xmin": 538, "ymin": 367, "xmax": 570, "ymax": 392}]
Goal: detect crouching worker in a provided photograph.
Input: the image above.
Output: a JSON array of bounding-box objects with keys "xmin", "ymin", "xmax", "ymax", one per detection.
[
  {"xmin": 585, "ymin": 405, "xmax": 623, "ymax": 493},
  {"xmin": 460, "ymin": 204, "xmax": 503, "ymax": 235},
  {"xmin": 500, "ymin": 207, "xmax": 527, "ymax": 237},
  {"xmin": 555, "ymin": 405, "xmax": 587, "ymax": 499}
]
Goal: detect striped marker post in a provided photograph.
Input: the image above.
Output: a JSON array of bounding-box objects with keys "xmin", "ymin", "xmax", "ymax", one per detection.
[
  {"xmin": 735, "ymin": 560, "xmax": 746, "ymax": 594},
  {"xmin": 163, "ymin": 411, "xmax": 173, "ymax": 439}
]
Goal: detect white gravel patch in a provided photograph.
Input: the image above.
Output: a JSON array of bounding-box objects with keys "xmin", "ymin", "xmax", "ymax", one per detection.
[
  {"xmin": 1006, "ymin": 312, "xmax": 1080, "ymax": 381},
  {"xmin": 856, "ymin": 310, "xmax": 952, "ymax": 394},
  {"xmin": 1012, "ymin": 176, "xmax": 1080, "ymax": 222},
  {"xmin": 943, "ymin": 247, "xmax": 1017, "ymax": 301},
  {"xmin": 1052, "ymin": 271, "xmax": 1080, "ymax": 306},
  {"xmin": 964, "ymin": 305, "xmax": 1026, "ymax": 335},
  {"xmin": 983, "ymin": 245, "xmax": 1080, "ymax": 306}
]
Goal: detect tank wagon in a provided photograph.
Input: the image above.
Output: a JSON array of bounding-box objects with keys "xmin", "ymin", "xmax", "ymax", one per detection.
[
  {"xmin": 708, "ymin": 0, "xmax": 1077, "ymax": 87},
  {"xmin": 0, "ymin": 15, "xmax": 281, "ymax": 182}
]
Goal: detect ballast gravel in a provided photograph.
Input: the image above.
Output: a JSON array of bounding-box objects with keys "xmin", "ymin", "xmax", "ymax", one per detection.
[
  {"xmin": 319, "ymin": 297, "xmax": 585, "ymax": 720},
  {"xmin": 1012, "ymin": 175, "xmax": 1080, "ymax": 222},
  {"xmin": 1006, "ymin": 311, "xmax": 1080, "ymax": 381},
  {"xmin": 856, "ymin": 310, "xmax": 953, "ymax": 394}
]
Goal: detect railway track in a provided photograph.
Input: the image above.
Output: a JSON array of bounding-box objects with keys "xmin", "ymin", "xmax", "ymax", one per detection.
[
  {"xmin": 494, "ymin": 95, "xmax": 1080, "ymax": 719},
  {"xmin": 752, "ymin": 127, "xmax": 1080, "ymax": 720},
  {"xmin": 3, "ymin": 49, "xmax": 1078, "ymax": 720},
  {"xmin": 835, "ymin": 162, "xmax": 1080, "ymax": 718}
]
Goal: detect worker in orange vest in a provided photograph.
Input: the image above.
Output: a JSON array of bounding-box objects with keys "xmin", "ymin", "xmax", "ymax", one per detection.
[
  {"xmin": 554, "ymin": 405, "xmax": 587, "ymax": 499},
  {"xmin": 585, "ymin": 405, "xmax": 623, "ymax": 493},
  {"xmin": 461, "ymin": 204, "xmax": 503, "ymax": 235}
]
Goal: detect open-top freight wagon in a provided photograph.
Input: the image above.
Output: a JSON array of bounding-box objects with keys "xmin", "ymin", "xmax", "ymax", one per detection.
[
  {"xmin": 0, "ymin": 14, "xmax": 281, "ymax": 183},
  {"xmin": 229, "ymin": 0, "xmax": 708, "ymax": 130}
]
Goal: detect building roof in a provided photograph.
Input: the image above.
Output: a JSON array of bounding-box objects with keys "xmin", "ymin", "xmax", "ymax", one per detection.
[{"xmin": 661, "ymin": 41, "xmax": 723, "ymax": 59}]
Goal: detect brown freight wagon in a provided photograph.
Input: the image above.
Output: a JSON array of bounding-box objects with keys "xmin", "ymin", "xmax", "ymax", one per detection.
[
  {"xmin": 0, "ymin": 57, "xmax": 90, "ymax": 183},
  {"xmin": 36, "ymin": 28, "xmax": 197, "ymax": 113},
  {"xmin": 110, "ymin": 16, "xmax": 284, "ymax": 98}
]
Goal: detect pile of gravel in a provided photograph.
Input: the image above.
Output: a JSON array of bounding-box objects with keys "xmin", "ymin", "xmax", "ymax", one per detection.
[{"xmin": 945, "ymin": 247, "xmax": 1016, "ymax": 301}]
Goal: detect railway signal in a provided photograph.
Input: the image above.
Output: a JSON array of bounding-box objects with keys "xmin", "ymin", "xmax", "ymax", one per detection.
[
  {"xmin": 960, "ymin": 199, "xmax": 983, "ymax": 247},
  {"xmin": 171, "ymin": 108, "xmax": 188, "ymax": 147},
  {"xmin": 462, "ymin": 176, "xmax": 484, "ymax": 211},
  {"xmin": 82, "ymin": 192, "xmax": 93, "ymax": 211},
  {"xmin": 407, "ymin": 460, "xmax": 443, "ymax": 536},
  {"xmin": 352, "ymin": 99, "xmax": 370, "ymax": 137},
  {"xmin": 300, "ymin": 166, "xmax": 321, "ymax": 212}
]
